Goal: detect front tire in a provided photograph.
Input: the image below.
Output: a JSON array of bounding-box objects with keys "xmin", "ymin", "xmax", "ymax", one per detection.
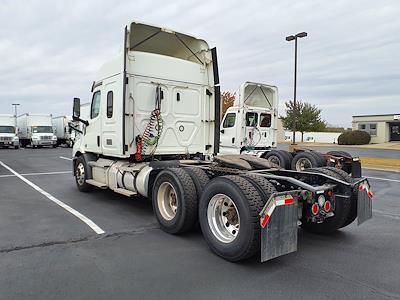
[
  {"xmin": 74, "ymin": 156, "xmax": 93, "ymax": 192},
  {"xmin": 199, "ymin": 175, "xmax": 264, "ymax": 262},
  {"xmin": 152, "ymin": 168, "xmax": 198, "ymax": 234}
]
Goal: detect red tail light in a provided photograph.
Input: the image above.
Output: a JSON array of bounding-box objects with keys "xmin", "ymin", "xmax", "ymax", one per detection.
[
  {"xmin": 324, "ymin": 201, "xmax": 331, "ymax": 212},
  {"xmin": 311, "ymin": 203, "xmax": 319, "ymax": 215}
]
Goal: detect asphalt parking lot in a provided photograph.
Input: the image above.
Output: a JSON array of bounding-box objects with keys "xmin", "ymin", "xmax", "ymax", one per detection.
[{"xmin": 0, "ymin": 148, "xmax": 399, "ymax": 300}]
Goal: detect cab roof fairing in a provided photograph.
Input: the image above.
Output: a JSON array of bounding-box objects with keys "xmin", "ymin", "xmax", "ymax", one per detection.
[
  {"xmin": 235, "ymin": 82, "xmax": 279, "ymax": 112},
  {"xmin": 127, "ymin": 21, "xmax": 212, "ymax": 65}
]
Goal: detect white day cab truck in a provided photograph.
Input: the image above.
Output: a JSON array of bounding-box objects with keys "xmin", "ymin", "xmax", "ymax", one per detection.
[
  {"xmin": 52, "ymin": 115, "xmax": 76, "ymax": 147},
  {"xmin": 220, "ymin": 82, "xmax": 362, "ymax": 176},
  {"xmin": 17, "ymin": 113, "xmax": 57, "ymax": 148},
  {"xmin": 71, "ymin": 21, "xmax": 373, "ymax": 262},
  {"xmin": 0, "ymin": 114, "xmax": 19, "ymax": 149}
]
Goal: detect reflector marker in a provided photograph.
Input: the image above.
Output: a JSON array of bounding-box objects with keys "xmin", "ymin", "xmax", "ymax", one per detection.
[
  {"xmin": 359, "ymin": 182, "xmax": 374, "ymax": 199},
  {"xmin": 261, "ymin": 197, "xmax": 295, "ymax": 228}
]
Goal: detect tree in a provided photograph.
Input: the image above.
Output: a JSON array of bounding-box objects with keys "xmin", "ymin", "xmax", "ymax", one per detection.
[
  {"xmin": 221, "ymin": 91, "xmax": 236, "ymax": 116},
  {"xmin": 281, "ymin": 100, "xmax": 327, "ymax": 142}
]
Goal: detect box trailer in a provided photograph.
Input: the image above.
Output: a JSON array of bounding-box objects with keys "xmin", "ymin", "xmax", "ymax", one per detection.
[
  {"xmin": 219, "ymin": 82, "xmax": 361, "ymax": 175},
  {"xmin": 53, "ymin": 116, "xmax": 75, "ymax": 147},
  {"xmin": 0, "ymin": 114, "xmax": 19, "ymax": 149},
  {"xmin": 70, "ymin": 21, "xmax": 372, "ymax": 262},
  {"xmin": 17, "ymin": 113, "xmax": 57, "ymax": 148}
]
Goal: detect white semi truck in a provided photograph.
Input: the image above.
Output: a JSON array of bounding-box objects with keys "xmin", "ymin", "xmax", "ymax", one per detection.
[
  {"xmin": 71, "ymin": 21, "xmax": 372, "ymax": 262},
  {"xmin": 0, "ymin": 114, "xmax": 19, "ymax": 149},
  {"xmin": 52, "ymin": 115, "xmax": 75, "ymax": 147},
  {"xmin": 220, "ymin": 82, "xmax": 361, "ymax": 175},
  {"xmin": 17, "ymin": 113, "xmax": 57, "ymax": 148}
]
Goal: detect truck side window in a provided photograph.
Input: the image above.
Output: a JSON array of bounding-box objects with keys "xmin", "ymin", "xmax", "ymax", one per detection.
[
  {"xmin": 107, "ymin": 91, "xmax": 113, "ymax": 118},
  {"xmin": 260, "ymin": 113, "xmax": 271, "ymax": 127},
  {"xmin": 91, "ymin": 91, "xmax": 101, "ymax": 119},
  {"xmin": 246, "ymin": 112, "xmax": 258, "ymax": 127},
  {"xmin": 223, "ymin": 113, "xmax": 236, "ymax": 128}
]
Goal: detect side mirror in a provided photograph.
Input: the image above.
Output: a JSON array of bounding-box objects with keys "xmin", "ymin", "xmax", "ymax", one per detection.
[
  {"xmin": 73, "ymin": 98, "xmax": 81, "ymax": 119},
  {"xmin": 220, "ymin": 129, "xmax": 225, "ymax": 134}
]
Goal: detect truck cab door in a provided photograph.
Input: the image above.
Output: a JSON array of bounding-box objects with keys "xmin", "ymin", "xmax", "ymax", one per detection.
[
  {"xmin": 85, "ymin": 90, "xmax": 102, "ymax": 153},
  {"xmin": 219, "ymin": 112, "xmax": 239, "ymax": 154},
  {"xmin": 258, "ymin": 112, "xmax": 274, "ymax": 147}
]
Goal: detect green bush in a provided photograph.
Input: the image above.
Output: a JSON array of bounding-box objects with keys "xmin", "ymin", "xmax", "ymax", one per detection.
[{"xmin": 338, "ymin": 130, "xmax": 371, "ymax": 145}]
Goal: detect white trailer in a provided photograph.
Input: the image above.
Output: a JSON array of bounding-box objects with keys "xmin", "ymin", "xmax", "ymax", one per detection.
[
  {"xmin": 219, "ymin": 82, "xmax": 361, "ymax": 175},
  {"xmin": 71, "ymin": 21, "xmax": 372, "ymax": 262},
  {"xmin": 0, "ymin": 114, "xmax": 19, "ymax": 149},
  {"xmin": 17, "ymin": 113, "xmax": 57, "ymax": 148},
  {"xmin": 52, "ymin": 116, "xmax": 75, "ymax": 147}
]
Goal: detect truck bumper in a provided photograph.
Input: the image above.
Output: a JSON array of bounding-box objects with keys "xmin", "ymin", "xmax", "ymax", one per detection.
[
  {"xmin": 258, "ymin": 181, "xmax": 373, "ymax": 262},
  {"xmin": 32, "ymin": 140, "xmax": 57, "ymax": 146}
]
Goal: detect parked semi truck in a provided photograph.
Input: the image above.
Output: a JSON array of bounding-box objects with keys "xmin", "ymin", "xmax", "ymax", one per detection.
[
  {"xmin": 220, "ymin": 82, "xmax": 360, "ymax": 175},
  {"xmin": 53, "ymin": 115, "xmax": 76, "ymax": 147},
  {"xmin": 71, "ymin": 21, "xmax": 372, "ymax": 262},
  {"xmin": 17, "ymin": 113, "xmax": 57, "ymax": 148},
  {"xmin": 0, "ymin": 114, "xmax": 19, "ymax": 149}
]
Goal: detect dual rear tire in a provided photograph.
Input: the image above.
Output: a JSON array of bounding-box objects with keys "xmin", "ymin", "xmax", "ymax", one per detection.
[{"xmin": 152, "ymin": 169, "xmax": 272, "ymax": 261}]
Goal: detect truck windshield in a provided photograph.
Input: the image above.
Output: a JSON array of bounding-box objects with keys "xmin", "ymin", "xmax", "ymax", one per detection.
[
  {"xmin": 32, "ymin": 126, "xmax": 53, "ymax": 133},
  {"xmin": 0, "ymin": 126, "xmax": 15, "ymax": 133}
]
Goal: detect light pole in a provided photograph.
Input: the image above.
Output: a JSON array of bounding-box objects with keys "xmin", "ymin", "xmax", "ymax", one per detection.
[
  {"xmin": 286, "ymin": 32, "xmax": 307, "ymax": 145},
  {"xmin": 12, "ymin": 103, "xmax": 20, "ymax": 127}
]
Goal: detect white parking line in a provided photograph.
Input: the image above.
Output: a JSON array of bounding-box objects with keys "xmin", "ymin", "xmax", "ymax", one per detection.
[
  {"xmin": 0, "ymin": 171, "xmax": 71, "ymax": 178},
  {"xmin": 59, "ymin": 156, "xmax": 72, "ymax": 161},
  {"xmin": 0, "ymin": 161, "xmax": 105, "ymax": 235},
  {"xmin": 366, "ymin": 176, "xmax": 400, "ymax": 183}
]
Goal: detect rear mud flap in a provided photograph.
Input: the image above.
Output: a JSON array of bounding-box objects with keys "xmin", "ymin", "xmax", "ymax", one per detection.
[
  {"xmin": 357, "ymin": 181, "xmax": 373, "ymax": 225},
  {"xmin": 260, "ymin": 194, "xmax": 298, "ymax": 262}
]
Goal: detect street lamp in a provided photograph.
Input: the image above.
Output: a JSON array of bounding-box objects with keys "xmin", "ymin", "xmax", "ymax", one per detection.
[
  {"xmin": 286, "ymin": 32, "xmax": 307, "ymax": 145},
  {"xmin": 12, "ymin": 103, "xmax": 20, "ymax": 127}
]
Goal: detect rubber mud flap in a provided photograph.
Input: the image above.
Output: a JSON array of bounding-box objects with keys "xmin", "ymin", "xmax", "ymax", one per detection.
[
  {"xmin": 357, "ymin": 181, "xmax": 373, "ymax": 225},
  {"xmin": 260, "ymin": 194, "xmax": 298, "ymax": 262}
]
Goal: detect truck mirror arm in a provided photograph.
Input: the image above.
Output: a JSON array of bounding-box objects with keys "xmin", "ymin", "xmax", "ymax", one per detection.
[
  {"xmin": 72, "ymin": 116, "xmax": 89, "ymax": 127},
  {"xmin": 68, "ymin": 123, "xmax": 83, "ymax": 134}
]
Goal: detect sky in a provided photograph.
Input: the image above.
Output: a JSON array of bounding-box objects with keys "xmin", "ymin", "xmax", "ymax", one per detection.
[{"xmin": 0, "ymin": 0, "xmax": 399, "ymax": 127}]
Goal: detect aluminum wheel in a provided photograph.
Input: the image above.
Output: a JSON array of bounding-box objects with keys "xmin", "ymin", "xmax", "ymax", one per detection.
[
  {"xmin": 295, "ymin": 157, "xmax": 312, "ymax": 171},
  {"xmin": 75, "ymin": 162, "xmax": 86, "ymax": 185},
  {"xmin": 267, "ymin": 155, "xmax": 281, "ymax": 167},
  {"xmin": 157, "ymin": 182, "xmax": 178, "ymax": 221},
  {"xmin": 207, "ymin": 194, "xmax": 240, "ymax": 243}
]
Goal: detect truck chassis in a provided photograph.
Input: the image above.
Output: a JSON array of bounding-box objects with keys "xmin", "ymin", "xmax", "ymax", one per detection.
[{"xmin": 73, "ymin": 153, "xmax": 372, "ymax": 262}]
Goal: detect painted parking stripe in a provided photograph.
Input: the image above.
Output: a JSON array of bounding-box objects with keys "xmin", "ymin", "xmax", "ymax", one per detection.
[
  {"xmin": 366, "ymin": 176, "xmax": 400, "ymax": 183},
  {"xmin": 0, "ymin": 161, "xmax": 104, "ymax": 235},
  {"xmin": 0, "ymin": 171, "xmax": 71, "ymax": 178},
  {"xmin": 59, "ymin": 156, "xmax": 72, "ymax": 161}
]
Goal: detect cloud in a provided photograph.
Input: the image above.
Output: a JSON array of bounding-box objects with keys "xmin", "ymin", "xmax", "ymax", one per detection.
[{"xmin": 0, "ymin": 0, "xmax": 399, "ymax": 127}]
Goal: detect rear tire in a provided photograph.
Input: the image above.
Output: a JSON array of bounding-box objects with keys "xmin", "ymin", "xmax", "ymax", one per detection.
[
  {"xmin": 240, "ymin": 174, "xmax": 277, "ymax": 204},
  {"xmin": 74, "ymin": 156, "xmax": 93, "ymax": 192},
  {"xmin": 184, "ymin": 167, "xmax": 210, "ymax": 200},
  {"xmin": 263, "ymin": 150, "xmax": 291, "ymax": 169},
  {"xmin": 291, "ymin": 152, "xmax": 322, "ymax": 171},
  {"xmin": 199, "ymin": 175, "xmax": 264, "ymax": 262},
  {"xmin": 301, "ymin": 167, "xmax": 351, "ymax": 234},
  {"xmin": 323, "ymin": 167, "xmax": 357, "ymax": 227},
  {"xmin": 152, "ymin": 168, "xmax": 198, "ymax": 234}
]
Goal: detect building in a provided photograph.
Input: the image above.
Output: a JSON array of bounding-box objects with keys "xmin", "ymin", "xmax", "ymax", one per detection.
[{"xmin": 352, "ymin": 114, "xmax": 400, "ymax": 143}]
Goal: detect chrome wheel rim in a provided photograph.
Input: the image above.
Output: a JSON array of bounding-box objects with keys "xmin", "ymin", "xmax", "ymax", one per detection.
[
  {"xmin": 207, "ymin": 194, "xmax": 240, "ymax": 243},
  {"xmin": 76, "ymin": 163, "xmax": 85, "ymax": 185},
  {"xmin": 157, "ymin": 182, "xmax": 178, "ymax": 221},
  {"xmin": 267, "ymin": 155, "xmax": 281, "ymax": 167},
  {"xmin": 296, "ymin": 158, "xmax": 312, "ymax": 171}
]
